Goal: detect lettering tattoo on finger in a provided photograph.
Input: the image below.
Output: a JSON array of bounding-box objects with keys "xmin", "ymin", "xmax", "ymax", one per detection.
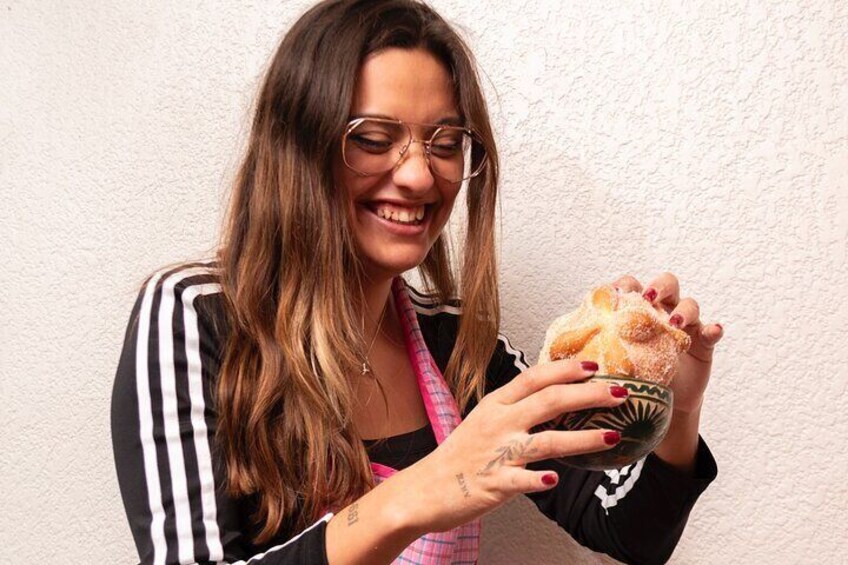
[
  {"xmin": 476, "ymin": 436, "xmax": 539, "ymax": 476},
  {"xmin": 456, "ymin": 473, "xmax": 471, "ymax": 498}
]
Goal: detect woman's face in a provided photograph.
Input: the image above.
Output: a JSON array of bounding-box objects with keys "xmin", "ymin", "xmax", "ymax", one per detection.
[{"xmin": 335, "ymin": 47, "xmax": 462, "ymax": 280}]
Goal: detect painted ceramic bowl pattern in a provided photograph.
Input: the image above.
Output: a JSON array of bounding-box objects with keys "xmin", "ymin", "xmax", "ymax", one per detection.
[{"xmin": 533, "ymin": 375, "xmax": 673, "ymax": 471}]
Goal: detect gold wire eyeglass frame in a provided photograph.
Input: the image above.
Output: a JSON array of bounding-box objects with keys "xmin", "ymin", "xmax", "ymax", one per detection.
[{"xmin": 341, "ymin": 117, "xmax": 487, "ymax": 183}]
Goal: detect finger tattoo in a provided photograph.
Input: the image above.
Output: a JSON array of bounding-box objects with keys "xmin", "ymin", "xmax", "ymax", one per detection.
[{"xmin": 477, "ymin": 436, "xmax": 539, "ymax": 476}]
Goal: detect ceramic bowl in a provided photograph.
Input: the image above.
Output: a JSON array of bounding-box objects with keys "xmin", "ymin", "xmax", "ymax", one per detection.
[{"xmin": 533, "ymin": 375, "xmax": 673, "ymax": 471}]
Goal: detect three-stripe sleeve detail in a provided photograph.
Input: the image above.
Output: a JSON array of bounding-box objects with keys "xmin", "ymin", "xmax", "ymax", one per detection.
[
  {"xmin": 136, "ymin": 263, "xmax": 223, "ymax": 564},
  {"xmin": 406, "ymin": 287, "xmax": 529, "ymax": 374},
  {"xmin": 131, "ymin": 262, "xmax": 335, "ymax": 564},
  {"xmin": 594, "ymin": 458, "xmax": 646, "ymax": 512}
]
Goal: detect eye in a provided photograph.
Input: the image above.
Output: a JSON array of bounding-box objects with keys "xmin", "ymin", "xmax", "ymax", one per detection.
[
  {"xmin": 349, "ymin": 134, "xmax": 393, "ymax": 153},
  {"xmin": 429, "ymin": 131, "xmax": 465, "ymax": 158},
  {"xmin": 431, "ymin": 141, "xmax": 461, "ymax": 156}
]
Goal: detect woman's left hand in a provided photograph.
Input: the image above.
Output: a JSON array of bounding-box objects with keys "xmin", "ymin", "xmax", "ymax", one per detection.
[{"xmin": 611, "ymin": 272, "xmax": 725, "ymax": 415}]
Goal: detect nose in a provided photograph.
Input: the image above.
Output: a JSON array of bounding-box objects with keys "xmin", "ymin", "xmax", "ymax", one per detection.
[{"xmin": 392, "ymin": 140, "xmax": 435, "ymax": 192}]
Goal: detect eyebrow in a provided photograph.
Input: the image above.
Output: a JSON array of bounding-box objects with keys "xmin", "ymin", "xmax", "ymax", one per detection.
[{"xmin": 350, "ymin": 113, "xmax": 465, "ymax": 127}]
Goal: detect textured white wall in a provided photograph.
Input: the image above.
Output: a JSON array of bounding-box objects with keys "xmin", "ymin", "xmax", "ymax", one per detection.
[{"xmin": 2, "ymin": 1, "xmax": 846, "ymax": 563}]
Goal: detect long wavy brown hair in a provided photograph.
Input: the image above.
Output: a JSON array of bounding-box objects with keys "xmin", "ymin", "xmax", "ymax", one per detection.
[{"xmin": 215, "ymin": 0, "xmax": 500, "ymax": 542}]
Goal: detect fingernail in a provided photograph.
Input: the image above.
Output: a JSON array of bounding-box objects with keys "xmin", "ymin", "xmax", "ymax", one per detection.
[
  {"xmin": 603, "ymin": 431, "xmax": 621, "ymax": 445},
  {"xmin": 642, "ymin": 287, "xmax": 657, "ymax": 302},
  {"xmin": 610, "ymin": 385, "xmax": 629, "ymax": 398},
  {"xmin": 542, "ymin": 473, "xmax": 558, "ymax": 486},
  {"xmin": 715, "ymin": 323, "xmax": 723, "ymax": 332},
  {"xmin": 669, "ymin": 314, "xmax": 684, "ymax": 328},
  {"xmin": 581, "ymin": 360, "xmax": 599, "ymax": 372}
]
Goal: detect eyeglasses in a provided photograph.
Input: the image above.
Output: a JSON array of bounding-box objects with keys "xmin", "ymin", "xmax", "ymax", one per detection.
[{"xmin": 341, "ymin": 117, "xmax": 488, "ymax": 183}]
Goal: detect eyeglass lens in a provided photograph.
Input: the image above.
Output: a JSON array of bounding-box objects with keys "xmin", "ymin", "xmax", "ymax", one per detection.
[{"xmin": 344, "ymin": 119, "xmax": 486, "ymax": 182}]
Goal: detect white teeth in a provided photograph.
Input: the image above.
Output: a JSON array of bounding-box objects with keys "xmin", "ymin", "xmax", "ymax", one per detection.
[{"xmin": 372, "ymin": 203, "xmax": 426, "ymax": 225}]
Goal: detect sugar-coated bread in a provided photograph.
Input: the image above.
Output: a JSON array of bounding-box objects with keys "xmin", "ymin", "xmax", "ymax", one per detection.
[{"xmin": 539, "ymin": 285, "xmax": 691, "ymax": 385}]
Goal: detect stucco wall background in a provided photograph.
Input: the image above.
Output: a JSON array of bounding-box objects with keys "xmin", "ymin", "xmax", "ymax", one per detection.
[{"xmin": 2, "ymin": 1, "xmax": 846, "ymax": 563}]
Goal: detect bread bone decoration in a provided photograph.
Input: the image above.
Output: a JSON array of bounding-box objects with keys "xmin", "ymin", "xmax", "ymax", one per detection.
[{"xmin": 539, "ymin": 285, "xmax": 691, "ymax": 386}]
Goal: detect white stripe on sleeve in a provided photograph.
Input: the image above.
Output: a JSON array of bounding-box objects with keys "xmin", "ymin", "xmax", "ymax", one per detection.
[
  {"xmin": 181, "ymin": 282, "xmax": 225, "ymax": 560},
  {"xmin": 497, "ymin": 333, "xmax": 529, "ymax": 372},
  {"xmin": 136, "ymin": 270, "xmax": 169, "ymax": 564},
  {"xmin": 231, "ymin": 513, "xmax": 335, "ymax": 565}
]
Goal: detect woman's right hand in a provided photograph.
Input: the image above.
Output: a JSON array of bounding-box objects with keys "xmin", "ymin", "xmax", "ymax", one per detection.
[{"xmin": 396, "ymin": 359, "xmax": 628, "ymax": 534}]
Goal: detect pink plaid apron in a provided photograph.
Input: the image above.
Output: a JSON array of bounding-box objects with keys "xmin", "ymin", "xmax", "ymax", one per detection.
[{"xmin": 366, "ymin": 277, "xmax": 480, "ymax": 564}]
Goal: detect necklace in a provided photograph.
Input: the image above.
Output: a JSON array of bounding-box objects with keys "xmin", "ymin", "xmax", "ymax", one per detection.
[{"xmin": 361, "ymin": 298, "xmax": 389, "ymax": 376}]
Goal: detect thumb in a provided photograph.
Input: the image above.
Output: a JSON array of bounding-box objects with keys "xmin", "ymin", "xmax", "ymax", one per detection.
[
  {"xmin": 525, "ymin": 469, "xmax": 559, "ymax": 494},
  {"xmin": 700, "ymin": 322, "xmax": 724, "ymax": 347},
  {"xmin": 686, "ymin": 322, "xmax": 723, "ymax": 363}
]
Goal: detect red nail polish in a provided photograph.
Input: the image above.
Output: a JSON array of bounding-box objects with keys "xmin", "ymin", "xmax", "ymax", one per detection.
[
  {"xmin": 669, "ymin": 314, "xmax": 684, "ymax": 328},
  {"xmin": 603, "ymin": 431, "xmax": 621, "ymax": 445},
  {"xmin": 581, "ymin": 360, "xmax": 599, "ymax": 372},
  {"xmin": 542, "ymin": 473, "xmax": 558, "ymax": 486},
  {"xmin": 642, "ymin": 288, "xmax": 657, "ymax": 302},
  {"xmin": 610, "ymin": 385, "xmax": 629, "ymax": 398}
]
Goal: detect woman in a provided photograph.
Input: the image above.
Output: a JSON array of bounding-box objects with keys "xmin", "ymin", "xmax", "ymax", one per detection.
[{"xmin": 112, "ymin": 1, "xmax": 722, "ymax": 563}]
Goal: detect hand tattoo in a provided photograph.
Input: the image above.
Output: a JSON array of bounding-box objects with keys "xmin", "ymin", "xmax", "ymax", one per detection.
[
  {"xmin": 477, "ymin": 436, "xmax": 539, "ymax": 476},
  {"xmin": 456, "ymin": 473, "xmax": 471, "ymax": 498},
  {"xmin": 347, "ymin": 502, "xmax": 359, "ymax": 527}
]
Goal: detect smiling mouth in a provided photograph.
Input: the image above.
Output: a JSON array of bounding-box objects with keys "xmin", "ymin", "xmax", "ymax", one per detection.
[{"xmin": 366, "ymin": 202, "xmax": 429, "ymax": 226}]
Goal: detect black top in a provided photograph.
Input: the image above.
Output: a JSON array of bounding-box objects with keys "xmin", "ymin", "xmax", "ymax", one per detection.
[
  {"xmin": 364, "ymin": 424, "xmax": 438, "ymax": 471},
  {"xmin": 111, "ymin": 261, "xmax": 718, "ymax": 565}
]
